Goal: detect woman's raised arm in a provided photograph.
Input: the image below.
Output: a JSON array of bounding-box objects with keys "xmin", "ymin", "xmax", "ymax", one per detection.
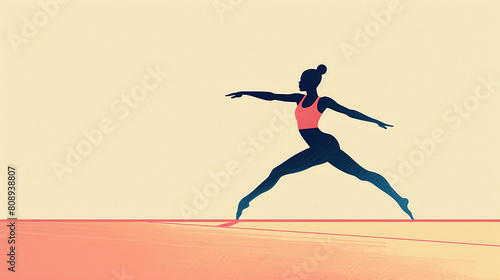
[
  {"xmin": 226, "ymin": 91, "xmax": 303, "ymax": 103},
  {"xmin": 321, "ymin": 96, "xmax": 393, "ymax": 129}
]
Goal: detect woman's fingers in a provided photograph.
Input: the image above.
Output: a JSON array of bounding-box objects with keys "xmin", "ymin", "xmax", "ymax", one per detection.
[
  {"xmin": 382, "ymin": 124, "xmax": 393, "ymax": 129},
  {"xmin": 226, "ymin": 92, "xmax": 242, "ymax": 98},
  {"xmin": 378, "ymin": 122, "xmax": 393, "ymax": 129},
  {"xmin": 226, "ymin": 92, "xmax": 241, "ymax": 98}
]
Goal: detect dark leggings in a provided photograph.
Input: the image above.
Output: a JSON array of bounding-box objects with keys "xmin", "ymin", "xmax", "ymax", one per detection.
[{"xmin": 242, "ymin": 128, "xmax": 403, "ymax": 204}]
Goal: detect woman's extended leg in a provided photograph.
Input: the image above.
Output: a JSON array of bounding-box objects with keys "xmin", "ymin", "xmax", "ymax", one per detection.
[
  {"xmin": 236, "ymin": 147, "xmax": 329, "ymax": 219},
  {"xmin": 328, "ymin": 150, "xmax": 414, "ymax": 219}
]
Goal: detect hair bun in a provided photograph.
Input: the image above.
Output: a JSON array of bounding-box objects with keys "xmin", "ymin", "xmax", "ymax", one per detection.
[{"xmin": 316, "ymin": 64, "xmax": 327, "ymax": 75}]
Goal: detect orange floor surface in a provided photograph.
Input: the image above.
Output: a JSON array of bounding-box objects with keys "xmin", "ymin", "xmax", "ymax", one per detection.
[{"xmin": 1, "ymin": 220, "xmax": 499, "ymax": 280}]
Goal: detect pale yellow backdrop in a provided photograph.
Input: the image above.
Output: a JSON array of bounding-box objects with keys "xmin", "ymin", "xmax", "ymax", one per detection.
[{"xmin": 1, "ymin": 0, "xmax": 499, "ymax": 219}]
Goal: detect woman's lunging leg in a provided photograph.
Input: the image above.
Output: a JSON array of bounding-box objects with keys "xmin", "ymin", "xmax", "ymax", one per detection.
[
  {"xmin": 329, "ymin": 150, "xmax": 414, "ymax": 219},
  {"xmin": 236, "ymin": 148, "xmax": 328, "ymax": 219}
]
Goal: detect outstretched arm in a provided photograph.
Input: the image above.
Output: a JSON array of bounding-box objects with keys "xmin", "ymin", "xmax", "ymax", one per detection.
[
  {"xmin": 226, "ymin": 91, "xmax": 303, "ymax": 103},
  {"xmin": 322, "ymin": 97, "xmax": 393, "ymax": 129}
]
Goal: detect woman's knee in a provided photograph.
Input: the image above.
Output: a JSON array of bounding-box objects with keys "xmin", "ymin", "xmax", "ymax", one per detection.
[
  {"xmin": 270, "ymin": 165, "xmax": 289, "ymax": 178},
  {"xmin": 356, "ymin": 170, "xmax": 377, "ymax": 182}
]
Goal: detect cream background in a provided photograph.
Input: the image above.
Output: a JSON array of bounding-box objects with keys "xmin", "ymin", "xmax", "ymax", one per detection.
[{"xmin": 0, "ymin": 0, "xmax": 499, "ymax": 219}]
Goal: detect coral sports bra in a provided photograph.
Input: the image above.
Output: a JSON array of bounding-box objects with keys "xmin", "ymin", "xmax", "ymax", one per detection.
[{"xmin": 295, "ymin": 95, "xmax": 322, "ymax": 130}]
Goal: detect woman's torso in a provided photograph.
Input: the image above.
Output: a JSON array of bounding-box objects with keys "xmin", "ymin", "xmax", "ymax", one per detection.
[{"xmin": 295, "ymin": 95, "xmax": 340, "ymax": 150}]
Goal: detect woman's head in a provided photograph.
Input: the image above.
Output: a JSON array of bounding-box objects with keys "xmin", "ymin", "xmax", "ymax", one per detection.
[{"xmin": 299, "ymin": 64, "xmax": 327, "ymax": 91}]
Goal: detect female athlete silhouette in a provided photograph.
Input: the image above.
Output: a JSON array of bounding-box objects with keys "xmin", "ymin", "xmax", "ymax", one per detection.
[{"xmin": 226, "ymin": 64, "xmax": 413, "ymax": 220}]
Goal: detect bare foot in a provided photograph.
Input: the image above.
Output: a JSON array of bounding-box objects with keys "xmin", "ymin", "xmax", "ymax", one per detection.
[
  {"xmin": 398, "ymin": 198, "xmax": 414, "ymax": 220},
  {"xmin": 236, "ymin": 199, "xmax": 250, "ymax": 220}
]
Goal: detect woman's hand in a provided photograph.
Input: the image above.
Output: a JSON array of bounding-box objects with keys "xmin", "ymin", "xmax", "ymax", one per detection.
[
  {"xmin": 377, "ymin": 121, "xmax": 393, "ymax": 129},
  {"xmin": 226, "ymin": 92, "xmax": 244, "ymax": 99}
]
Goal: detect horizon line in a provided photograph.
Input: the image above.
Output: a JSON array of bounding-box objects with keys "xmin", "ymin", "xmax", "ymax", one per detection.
[{"xmin": 2, "ymin": 219, "xmax": 500, "ymax": 222}]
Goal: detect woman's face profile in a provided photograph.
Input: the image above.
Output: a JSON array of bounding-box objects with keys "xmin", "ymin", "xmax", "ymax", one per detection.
[{"xmin": 299, "ymin": 70, "xmax": 319, "ymax": 91}]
